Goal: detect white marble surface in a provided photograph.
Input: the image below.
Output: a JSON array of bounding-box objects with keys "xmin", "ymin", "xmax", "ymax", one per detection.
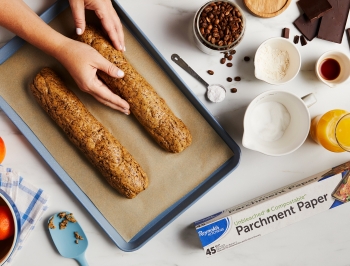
[{"xmin": 1, "ymin": 0, "xmax": 350, "ymax": 265}]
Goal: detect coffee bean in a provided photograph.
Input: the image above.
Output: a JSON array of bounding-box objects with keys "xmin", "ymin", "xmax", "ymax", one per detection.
[
  {"xmin": 230, "ymin": 50, "xmax": 236, "ymax": 55},
  {"xmin": 244, "ymin": 56, "xmax": 250, "ymax": 62},
  {"xmin": 207, "ymin": 70, "xmax": 214, "ymax": 75},
  {"xmin": 220, "ymin": 58, "xmax": 226, "ymax": 64},
  {"xmin": 228, "ymin": 55, "xmax": 233, "ymax": 61},
  {"xmin": 227, "ymin": 77, "xmax": 233, "ymax": 82},
  {"xmin": 234, "ymin": 76, "xmax": 241, "ymax": 81},
  {"xmin": 230, "ymin": 88, "xmax": 237, "ymax": 93},
  {"xmin": 226, "ymin": 63, "xmax": 233, "ymax": 67}
]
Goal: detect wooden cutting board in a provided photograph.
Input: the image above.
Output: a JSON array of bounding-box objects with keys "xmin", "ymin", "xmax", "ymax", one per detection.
[{"xmin": 244, "ymin": 0, "xmax": 292, "ymax": 18}]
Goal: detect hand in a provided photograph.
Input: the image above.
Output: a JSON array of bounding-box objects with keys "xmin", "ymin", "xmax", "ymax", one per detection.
[
  {"xmin": 69, "ymin": 0, "xmax": 125, "ymax": 51},
  {"xmin": 55, "ymin": 39, "xmax": 130, "ymax": 114}
]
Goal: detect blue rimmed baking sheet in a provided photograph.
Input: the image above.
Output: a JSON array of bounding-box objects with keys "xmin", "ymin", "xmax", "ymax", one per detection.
[{"xmin": 0, "ymin": 0, "xmax": 240, "ymax": 251}]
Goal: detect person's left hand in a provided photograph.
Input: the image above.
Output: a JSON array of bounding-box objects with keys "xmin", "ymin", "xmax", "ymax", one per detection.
[
  {"xmin": 54, "ymin": 38, "xmax": 130, "ymax": 114},
  {"xmin": 69, "ymin": 0, "xmax": 125, "ymax": 51}
]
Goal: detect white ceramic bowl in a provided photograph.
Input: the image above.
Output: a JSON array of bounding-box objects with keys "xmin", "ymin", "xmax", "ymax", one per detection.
[
  {"xmin": 0, "ymin": 189, "xmax": 21, "ymax": 266},
  {"xmin": 242, "ymin": 90, "xmax": 316, "ymax": 156},
  {"xmin": 254, "ymin": 37, "xmax": 301, "ymax": 85},
  {"xmin": 315, "ymin": 50, "xmax": 350, "ymax": 88}
]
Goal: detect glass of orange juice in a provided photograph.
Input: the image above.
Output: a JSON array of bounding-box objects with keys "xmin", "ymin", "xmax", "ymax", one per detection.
[{"xmin": 310, "ymin": 109, "xmax": 350, "ymax": 152}]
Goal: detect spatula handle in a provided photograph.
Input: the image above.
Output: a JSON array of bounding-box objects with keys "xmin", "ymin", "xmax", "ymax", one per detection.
[{"xmin": 75, "ymin": 253, "xmax": 89, "ymax": 266}]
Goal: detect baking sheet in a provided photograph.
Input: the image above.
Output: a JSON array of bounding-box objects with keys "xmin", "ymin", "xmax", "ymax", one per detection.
[{"xmin": 0, "ymin": 0, "xmax": 241, "ymax": 250}]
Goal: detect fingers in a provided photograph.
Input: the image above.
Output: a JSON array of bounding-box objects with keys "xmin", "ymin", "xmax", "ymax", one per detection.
[
  {"xmin": 96, "ymin": 55, "xmax": 124, "ymax": 79},
  {"xmin": 70, "ymin": 0, "xmax": 125, "ymax": 51},
  {"xmin": 101, "ymin": 15, "xmax": 125, "ymax": 51},
  {"xmin": 94, "ymin": 2, "xmax": 125, "ymax": 51},
  {"xmin": 92, "ymin": 78, "xmax": 130, "ymax": 114},
  {"xmin": 69, "ymin": 0, "xmax": 86, "ymax": 35},
  {"xmin": 89, "ymin": 53, "xmax": 129, "ymax": 114}
]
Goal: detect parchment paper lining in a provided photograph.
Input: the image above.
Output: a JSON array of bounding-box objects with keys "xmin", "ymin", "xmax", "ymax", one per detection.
[{"xmin": 0, "ymin": 8, "xmax": 233, "ymax": 242}]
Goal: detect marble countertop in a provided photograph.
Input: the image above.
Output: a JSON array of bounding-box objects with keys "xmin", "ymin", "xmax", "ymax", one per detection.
[{"xmin": 1, "ymin": 0, "xmax": 350, "ymax": 265}]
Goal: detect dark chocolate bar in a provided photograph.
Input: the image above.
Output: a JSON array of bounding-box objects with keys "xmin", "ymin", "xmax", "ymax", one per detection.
[
  {"xmin": 317, "ymin": 0, "xmax": 350, "ymax": 43},
  {"xmin": 297, "ymin": 0, "xmax": 332, "ymax": 20},
  {"xmin": 293, "ymin": 13, "xmax": 321, "ymax": 41}
]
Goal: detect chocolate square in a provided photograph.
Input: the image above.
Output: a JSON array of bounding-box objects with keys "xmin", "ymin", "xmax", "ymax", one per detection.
[
  {"xmin": 293, "ymin": 14, "xmax": 321, "ymax": 41},
  {"xmin": 282, "ymin": 28, "xmax": 290, "ymax": 39},
  {"xmin": 293, "ymin": 35, "xmax": 300, "ymax": 44},
  {"xmin": 317, "ymin": 0, "xmax": 350, "ymax": 43},
  {"xmin": 297, "ymin": 0, "xmax": 332, "ymax": 20},
  {"xmin": 300, "ymin": 35, "xmax": 308, "ymax": 46}
]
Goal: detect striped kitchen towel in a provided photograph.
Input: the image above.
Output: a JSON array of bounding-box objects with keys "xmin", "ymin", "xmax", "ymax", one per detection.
[{"xmin": 0, "ymin": 165, "xmax": 49, "ymax": 264}]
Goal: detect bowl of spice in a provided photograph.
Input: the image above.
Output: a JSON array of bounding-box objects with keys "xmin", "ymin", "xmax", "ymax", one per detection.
[
  {"xmin": 254, "ymin": 37, "xmax": 301, "ymax": 85},
  {"xmin": 193, "ymin": 0, "xmax": 246, "ymax": 55}
]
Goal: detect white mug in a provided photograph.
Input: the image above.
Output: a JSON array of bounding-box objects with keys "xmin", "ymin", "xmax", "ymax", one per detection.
[
  {"xmin": 315, "ymin": 50, "xmax": 350, "ymax": 88},
  {"xmin": 242, "ymin": 90, "xmax": 317, "ymax": 156}
]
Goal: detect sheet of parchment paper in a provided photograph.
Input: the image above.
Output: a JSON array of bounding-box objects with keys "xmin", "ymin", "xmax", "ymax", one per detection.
[{"xmin": 0, "ymin": 8, "xmax": 234, "ymax": 241}]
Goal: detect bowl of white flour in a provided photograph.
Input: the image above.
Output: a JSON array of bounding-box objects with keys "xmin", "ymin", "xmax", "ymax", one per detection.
[{"xmin": 254, "ymin": 37, "xmax": 301, "ymax": 85}]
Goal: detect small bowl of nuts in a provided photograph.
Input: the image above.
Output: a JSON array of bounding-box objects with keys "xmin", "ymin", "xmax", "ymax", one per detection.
[{"xmin": 193, "ymin": 0, "xmax": 246, "ymax": 55}]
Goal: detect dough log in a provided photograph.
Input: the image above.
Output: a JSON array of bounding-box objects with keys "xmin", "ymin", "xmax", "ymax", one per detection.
[
  {"xmin": 30, "ymin": 67, "xmax": 148, "ymax": 199},
  {"xmin": 76, "ymin": 26, "xmax": 192, "ymax": 153}
]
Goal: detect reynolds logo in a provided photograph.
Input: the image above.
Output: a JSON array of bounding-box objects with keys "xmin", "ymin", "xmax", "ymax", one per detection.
[
  {"xmin": 198, "ymin": 225, "xmax": 222, "ymax": 237},
  {"xmin": 196, "ymin": 218, "xmax": 230, "ymax": 247}
]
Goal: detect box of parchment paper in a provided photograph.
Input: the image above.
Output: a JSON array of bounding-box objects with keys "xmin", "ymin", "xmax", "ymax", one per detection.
[{"xmin": 194, "ymin": 161, "xmax": 350, "ymax": 256}]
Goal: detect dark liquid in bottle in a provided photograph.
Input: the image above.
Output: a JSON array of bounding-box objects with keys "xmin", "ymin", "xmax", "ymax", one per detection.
[{"xmin": 320, "ymin": 58, "xmax": 341, "ymax": 80}]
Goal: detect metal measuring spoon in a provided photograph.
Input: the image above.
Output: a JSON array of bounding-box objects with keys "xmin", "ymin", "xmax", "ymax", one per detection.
[{"xmin": 171, "ymin": 54, "xmax": 226, "ymax": 103}]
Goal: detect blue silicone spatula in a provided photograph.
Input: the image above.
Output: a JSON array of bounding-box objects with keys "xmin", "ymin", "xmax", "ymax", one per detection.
[{"xmin": 47, "ymin": 211, "xmax": 89, "ymax": 266}]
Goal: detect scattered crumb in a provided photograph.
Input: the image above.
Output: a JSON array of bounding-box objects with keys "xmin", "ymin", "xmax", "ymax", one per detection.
[
  {"xmin": 59, "ymin": 219, "xmax": 68, "ymax": 230},
  {"xmin": 48, "ymin": 216, "xmax": 55, "ymax": 229},
  {"xmin": 66, "ymin": 213, "xmax": 77, "ymax": 223},
  {"xmin": 74, "ymin": 231, "xmax": 84, "ymax": 244},
  {"xmin": 58, "ymin": 212, "xmax": 66, "ymax": 219},
  {"xmin": 74, "ymin": 231, "xmax": 84, "ymax": 240}
]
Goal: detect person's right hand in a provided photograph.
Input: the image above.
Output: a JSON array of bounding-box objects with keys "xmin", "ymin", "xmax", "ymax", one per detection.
[{"xmin": 54, "ymin": 38, "xmax": 130, "ymax": 114}]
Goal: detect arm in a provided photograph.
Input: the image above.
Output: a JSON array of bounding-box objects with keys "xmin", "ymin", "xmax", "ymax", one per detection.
[{"xmin": 0, "ymin": 0, "xmax": 130, "ymax": 114}]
